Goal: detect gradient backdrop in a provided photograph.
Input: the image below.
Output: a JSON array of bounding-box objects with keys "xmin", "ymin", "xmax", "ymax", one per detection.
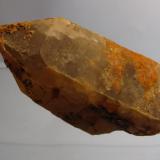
[{"xmin": 0, "ymin": 0, "xmax": 160, "ymax": 160}]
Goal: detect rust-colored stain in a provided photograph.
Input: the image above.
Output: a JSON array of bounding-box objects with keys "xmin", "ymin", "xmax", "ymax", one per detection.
[
  {"xmin": 0, "ymin": 22, "xmax": 31, "ymax": 34},
  {"xmin": 0, "ymin": 22, "xmax": 34, "ymax": 51},
  {"xmin": 0, "ymin": 22, "xmax": 33, "ymax": 42},
  {"xmin": 105, "ymin": 39, "xmax": 158, "ymax": 91},
  {"xmin": 105, "ymin": 40, "xmax": 125, "ymax": 94},
  {"xmin": 127, "ymin": 51, "xmax": 158, "ymax": 90}
]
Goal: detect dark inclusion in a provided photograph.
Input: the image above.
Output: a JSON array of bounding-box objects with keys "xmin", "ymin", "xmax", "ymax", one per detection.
[
  {"xmin": 34, "ymin": 99, "xmax": 42, "ymax": 104},
  {"xmin": 63, "ymin": 112, "xmax": 82, "ymax": 122},
  {"xmin": 89, "ymin": 104, "xmax": 131, "ymax": 129},
  {"xmin": 15, "ymin": 67, "xmax": 25, "ymax": 78},
  {"xmin": 22, "ymin": 79, "xmax": 32, "ymax": 88},
  {"xmin": 52, "ymin": 87, "xmax": 60, "ymax": 98}
]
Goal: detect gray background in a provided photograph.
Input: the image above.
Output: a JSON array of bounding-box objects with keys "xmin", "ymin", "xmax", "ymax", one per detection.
[{"xmin": 0, "ymin": 0, "xmax": 160, "ymax": 159}]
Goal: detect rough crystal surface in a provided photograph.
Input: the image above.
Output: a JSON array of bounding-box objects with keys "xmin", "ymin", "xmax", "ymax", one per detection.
[{"xmin": 0, "ymin": 18, "xmax": 160, "ymax": 135}]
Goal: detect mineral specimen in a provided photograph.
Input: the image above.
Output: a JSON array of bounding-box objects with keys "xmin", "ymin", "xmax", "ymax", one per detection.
[{"xmin": 0, "ymin": 18, "xmax": 160, "ymax": 136}]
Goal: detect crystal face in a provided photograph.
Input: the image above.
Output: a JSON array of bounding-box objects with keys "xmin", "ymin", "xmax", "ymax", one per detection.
[{"xmin": 0, "ymin": 18, "xmax": 160, "ymax": 136}]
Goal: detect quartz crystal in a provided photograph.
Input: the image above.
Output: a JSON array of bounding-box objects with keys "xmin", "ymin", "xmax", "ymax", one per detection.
[{"xmin": 0, "ymin": 18, "xmax": 160, "ymax": 135}]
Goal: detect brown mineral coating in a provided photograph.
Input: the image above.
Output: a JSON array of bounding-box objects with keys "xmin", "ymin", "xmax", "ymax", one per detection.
[{"xmin": 0, "ymin": 18, "xmax": 160, "ymax": 136}]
